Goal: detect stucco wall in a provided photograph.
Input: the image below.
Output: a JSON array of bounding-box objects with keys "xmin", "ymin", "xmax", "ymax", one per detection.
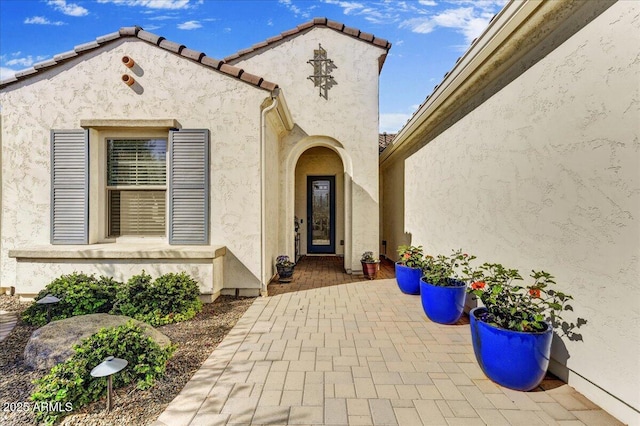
[
  {"xmin": 294, "ymin": 147, "xmax": 345, "ymax": 256},
  {"xmin": 234, "ymin": 27, "xmax": 383, "ymax": 271},
  {"xmin": 395, "ymin": 2, "xmax": 638, "ymax": 422},
  {"xmin": 0, "ymin": 39, "xmax": 269, "ymax": 292}
]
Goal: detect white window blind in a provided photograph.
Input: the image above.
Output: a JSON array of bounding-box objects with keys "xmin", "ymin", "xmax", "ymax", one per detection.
[
  {"xmin": 107, "ymin": 139, "xmax": 167, "ymax": 237},
  {"xmin": 107, "ymin": 139, "xmax": 167, "ymax": 185}
]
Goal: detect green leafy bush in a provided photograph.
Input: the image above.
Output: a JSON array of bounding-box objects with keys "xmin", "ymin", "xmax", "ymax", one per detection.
[
  {"xmin": 22, "ymin": 273, "xmax": 121, "ymax": 326},
  {"xmin": 31, "ymin": 321, "xmax": 175, "ymax": 425},
  {"xmin": 113, "ymin": 271, "xmax": 202, "ymax": 326}
]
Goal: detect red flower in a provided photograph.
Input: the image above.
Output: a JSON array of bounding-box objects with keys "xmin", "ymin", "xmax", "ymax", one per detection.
[
  {"xmin": 404, "ymin": 253, "xmax": 410, "ymax": 259},
  {"xmin": 529, "ymin": 288, "xmax": 541, "ymax": 298},
  {"xmin": 471, "ymin": 281, "xmax": 485, "ymax": 290}
]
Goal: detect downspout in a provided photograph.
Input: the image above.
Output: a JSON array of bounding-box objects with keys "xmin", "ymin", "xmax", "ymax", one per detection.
[{"xmin": 260, "ymin": 89, "xmax": 279, "ymax": 297}]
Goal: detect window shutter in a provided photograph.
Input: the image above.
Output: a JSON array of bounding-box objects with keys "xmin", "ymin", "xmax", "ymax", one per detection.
[
  {"xmin": 50, "ymin": 129, "xmax": 89, "ymax": 244},
  {"xmin": 169, "ymin": 129, "xmax": 209, "ymax": 244}
]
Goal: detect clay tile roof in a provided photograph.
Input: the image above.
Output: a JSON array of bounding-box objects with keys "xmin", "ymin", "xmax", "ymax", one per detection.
[
  {"xmin": 223, "ymin": 17, "xmax": 391, "ymax": 64},
  {"xmin": 0, "ymin": 26, "xmax": 278, "ymax": 92},
  {"xmin": 379, "ymin": 133, "xmax": 396, "ymax": 154}
]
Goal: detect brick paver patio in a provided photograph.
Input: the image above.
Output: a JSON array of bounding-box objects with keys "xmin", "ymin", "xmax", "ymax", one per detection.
[
  {"xmin": 268, "ymin": 256, "xmax": 395, "ymax": 296},
  {"xmin": 154, "ymin": 276, "xmax": 620, "ymax": 426}
]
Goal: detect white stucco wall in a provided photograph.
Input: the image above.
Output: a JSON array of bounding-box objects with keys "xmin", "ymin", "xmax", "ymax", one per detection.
[
  {"xmin": 234, "ymin": 27, "xmax": 384, "ymax": 271},
  {"xmin": 397, "ymin": 2, "xmax": 638, "ymax": 422},
  {"xmin": 0, "ymin": 39, "xmax": 270, "ymax": 293}
]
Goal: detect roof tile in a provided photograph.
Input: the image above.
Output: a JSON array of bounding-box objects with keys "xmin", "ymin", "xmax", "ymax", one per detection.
[
  {"xmin": 240, "ymin": 72, "xmax": 263, "ymax": 86},
  {"xmin": 313, "ymin": 17, "xmax": 327, "ymax": 25},
  {"xmin": 223, "ymin": 53, "xmax": 240, "ymax": 62},
  {"xmin": 119, "ymin": 26, "xmax": 139, "ymax": 36},
  {"xmin": 297, "ymin": 21, "xmax": 314, "ymax": 30},
  {"xmin": 53, "ymin": 50, "xmax": 78, "ymax": 61},
  {"xmin": 219, "ymin": 63, "xmax": 243, "ymax": 77},
  {"xmin": 96, "ymin": 31, "xmax": 121, "ymax": 44},
  {"xmin": 343, "ymin": 26, "xmax": 360, "ymax": 37},
  {"xmin": 201, "ymin": 56, "xmax": 223, "ymax": 69},
  {"xmin": 358, "ymin": 31, "xmax": 375, "ymax": 42},
  {"xmin": 251, "ymin": 41, "xmax": 269, "ymax": 50},
  {"xmin": 326, "ymin": 20, "xmax": 344, "ymax": 31},
  {"xmin": 266, "ymin": 34, "xmax": 284, "ymax": 43},
  {"xmin": 74, "ymin": 41, "xmax": 100, "ymax": 53},
  {"xmin": 260, "ymin": 80, "xmax": 278, "ymax": 91},
  {"xmin": 281, "ymin": 28, "xmax": 299, "ymax": 37},
  {"xmin": 33, "ymin": 59, "xmax": 57, "ymax": 70},
  {"xmin": 159, "ymin": 39, "xmax": 185, "ymax": 54},
  {"xmin": 181, "ymin": 48, "xmax": 205, "ymax": 62},
  {"xmin": 137, "ymin": 30, "xmax": 163, "ymax": 45},
  {"xmin": 14, "ymin": 68, "xmax": 38, "ymax": 78},
  {"xmin": 373, "ymin": 37, "xmax": 389, "ymax": 48}
]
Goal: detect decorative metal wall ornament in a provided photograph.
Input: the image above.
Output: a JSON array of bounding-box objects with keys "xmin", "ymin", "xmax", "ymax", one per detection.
[{"xmin": 307, "ymin": 44, "xmax": 337, "ymax": 99}]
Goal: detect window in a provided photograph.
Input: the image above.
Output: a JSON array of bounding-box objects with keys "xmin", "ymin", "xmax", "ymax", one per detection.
[{"xmin": 107, "ymin": 138, "xmax": 167, "ymax": 237}]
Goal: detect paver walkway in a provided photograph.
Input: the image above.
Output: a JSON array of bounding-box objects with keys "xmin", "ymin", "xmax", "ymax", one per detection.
[
  {"xmin": 0, "ymin": 310, "xmax": 17, "ymax": 342},
  {"xmin": 154, "ymin": 279, "xmax": 620, "ymax": 426}
]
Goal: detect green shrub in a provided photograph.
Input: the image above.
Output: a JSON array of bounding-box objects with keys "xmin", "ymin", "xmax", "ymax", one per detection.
[
  {"xmin": 113, "ymin": 271, "xmax": 202, "ymax": 326},
  {"xmin": 31, "ymin": 321, "xmax": 175, "ymax": 425},
  {"xmin": 22, "ymin": 273, "xmax": 121, "ymax": 326}
]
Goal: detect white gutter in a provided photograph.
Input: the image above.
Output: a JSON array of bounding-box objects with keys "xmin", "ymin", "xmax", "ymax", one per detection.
[
  {"xmin": 379, "ymin": 0, "xmax": 543, "ymax": 165},
  {"xmin": 260, "ymin": 89, "xmax": 279, "ymax": 296}
]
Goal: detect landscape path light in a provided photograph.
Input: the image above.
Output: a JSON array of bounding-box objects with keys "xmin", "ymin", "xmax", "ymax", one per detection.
[
  {"xmin": 36, "ymin": 294, "xmax": 60, "ymax": 323},
  {"xmin": 90, "ymin": 356, "xmax": 128, "ymax": 412}
]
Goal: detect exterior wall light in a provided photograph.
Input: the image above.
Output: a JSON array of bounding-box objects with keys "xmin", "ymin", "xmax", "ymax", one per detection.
[
  {"xmin": 90, "ymin": 356, "xmax": 128, "ymax": 412},
  {"xmin": 36, "ymin": 294, "xmax": 60, "ymax": 323}
]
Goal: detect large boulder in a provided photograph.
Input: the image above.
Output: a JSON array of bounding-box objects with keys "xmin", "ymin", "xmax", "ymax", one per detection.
[{"xmin": 24, "ymin": 313, "xmax": 171, "ymax": 370}]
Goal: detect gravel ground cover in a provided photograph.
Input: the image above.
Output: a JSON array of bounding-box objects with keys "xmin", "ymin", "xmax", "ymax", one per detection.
[{"xmin": 0, "ymin": 294, "xmax": 255, "ymax": 426}]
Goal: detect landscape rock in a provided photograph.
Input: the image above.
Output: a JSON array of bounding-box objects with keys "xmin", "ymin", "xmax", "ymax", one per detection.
[{"xmin": 24, "ymin": 313, "xmax": 171, "ymax": 370}]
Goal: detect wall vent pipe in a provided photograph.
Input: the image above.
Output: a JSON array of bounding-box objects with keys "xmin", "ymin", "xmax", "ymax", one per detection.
[
  {"xmin": 121, "ymin": 74, "xmax": 135, "ymax": 86},
  {"xmin": 122, "ymin": 56, "xmax": 135, "ymax": 68}
]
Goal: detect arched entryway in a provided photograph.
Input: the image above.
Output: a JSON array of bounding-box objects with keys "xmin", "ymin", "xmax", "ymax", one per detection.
[
  {"xmin": 284, "ymin": 136, "xmax": 354, "ymax": 272},
  {"xmin": 295, "ymin": 147, "xmax": 344, "ymax": 256}
]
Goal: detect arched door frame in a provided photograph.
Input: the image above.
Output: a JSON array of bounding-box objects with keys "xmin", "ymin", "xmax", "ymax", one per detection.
[{"xmin": 285, "ymin": 136, "xmax": 354, "ymax": 272}]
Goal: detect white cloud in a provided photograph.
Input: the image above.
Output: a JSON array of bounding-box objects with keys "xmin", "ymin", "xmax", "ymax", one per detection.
[
  {"xmin": 1, "ymin": 67, "xmax": 16, "ymax": 80},
  {"xmin": 400, "ymin": 5, "xmax": 500, "ymax": 45},
  {"xmin": 24, "ymin": 16, "xmax": 66, "ymax": 26},
  {"xmin": 144, "ymin": 24, "xmax": 161, "ymax": 30},
  {"xmin": 267, "ymin": 18, "xmax": 273, "ymax": 26},
  {"xmin": 47, "ymin": 0, "xmax": 89, "ymax": 17},
  {"xmin": 97, "ymin": 0, "xmax": 193, "ymax": 10},
  {"xmin": 147, "ymin": 15, "xmax": 177, "ymax": 20},
  {"xmin": 177, "ymin": 20, "xmax": 201, "ymax": 30},
  {"xmin": 4, "ymin": 55, "xmax": 46, "ymax": 67},
  {"xmin": 419, "ymin": 0, "xmax": 437, "ymax": 5},
  {"xmin": 278, "ymin": 0, "xmax": 311, "ymax": 19},
  {"xmin": 380, "ymin": 113, "xmax": 412, "ymax": 133}
]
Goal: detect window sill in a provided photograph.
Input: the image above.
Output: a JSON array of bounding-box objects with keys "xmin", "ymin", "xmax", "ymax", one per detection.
[{"xmin": 8, "ymin": 243, "xmax": 226, "ymax": 260}]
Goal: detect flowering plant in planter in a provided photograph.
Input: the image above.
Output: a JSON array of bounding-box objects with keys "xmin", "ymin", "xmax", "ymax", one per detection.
[
  {"xmin": 361, "ymin": 251, "xmax": 379, "ymax": 264},
  {"xmin": 421, "ymin": 249, "xmax": 475, "ymax": 286},
  {"xmin": 275, "ymin": 255, "xmax": 294, "ymax": 268},
  {"xmin": 468, "ymin": 263, "xmax": 573, "ymax": 332},
  {"xmin": 396, "ymin": 245, "xmax": 424, "ymax": 268}
]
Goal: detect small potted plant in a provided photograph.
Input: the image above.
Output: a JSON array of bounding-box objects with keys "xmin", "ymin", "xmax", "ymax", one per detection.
[
  {"xmin": 420, "ymin": 250, "xmax": 475, "ymax": 324},
  {"xmin": 360, "ymin": 251, "xmax": 380, "ymax": 280},
  {"xmin": 395, "ymin": 245, "xmax": 424, "ymax": 294},
  {"xmin": 275, "ymin": 255, "xmax": 295, "ymax": 283},
  {"xmin": 467, "ymin": 264, "xmax": 574, "ymax": 391}
]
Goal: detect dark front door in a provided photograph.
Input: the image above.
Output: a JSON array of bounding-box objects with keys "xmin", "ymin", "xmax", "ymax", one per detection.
[{"xmin": 307, "ymin": 176, "xmax": 335, "ymax": 254}]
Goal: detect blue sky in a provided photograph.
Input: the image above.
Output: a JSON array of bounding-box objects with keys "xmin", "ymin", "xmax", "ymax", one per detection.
[{"xmin": 0, "ymin": 0, "xmax": 506, "ymax": 133}]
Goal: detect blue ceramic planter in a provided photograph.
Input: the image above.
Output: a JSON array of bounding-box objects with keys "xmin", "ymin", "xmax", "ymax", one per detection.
[
  {"xmin": 420, "ymin": 278, "xmax": 466, "ymax": 324},
  {"xmin": 395, "ymin": 263, "xmax": 421, "ymax": 295},
  {"xmin": 470, "ymin": 307, "xmax": 553, "ymax": 391}
]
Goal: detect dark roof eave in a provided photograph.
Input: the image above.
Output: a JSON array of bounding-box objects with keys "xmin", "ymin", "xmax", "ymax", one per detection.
[
  {"xmin": 0, "ymin": 26, "xmax": 278, "ymax": 92},
  {"xmin": 223, "ymin": 17, "xmax": 392, "ymax": 68}
]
